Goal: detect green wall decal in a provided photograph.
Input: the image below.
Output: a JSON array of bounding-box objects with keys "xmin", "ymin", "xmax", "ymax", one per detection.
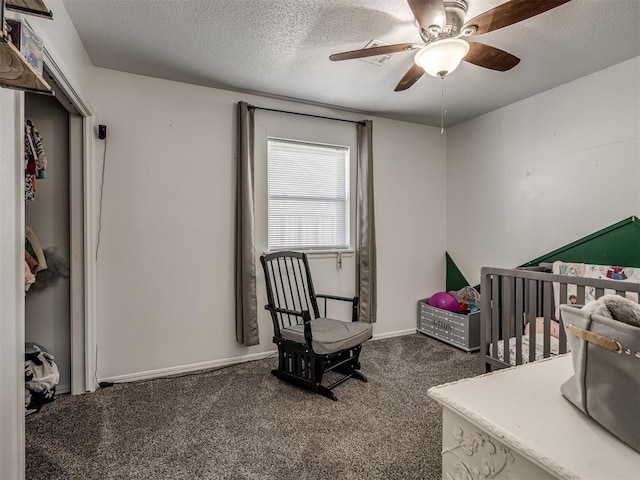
[
  {"xmin": 447, "ymin": 216, "xmax": 639, "ymax": 293},
  {"xmin": 446, "ymin": 252, "xmax": 470, "ymax": 292},
  {"xmin": 520, "ymin": 216, "xmax": 640, "ymax": 269}
]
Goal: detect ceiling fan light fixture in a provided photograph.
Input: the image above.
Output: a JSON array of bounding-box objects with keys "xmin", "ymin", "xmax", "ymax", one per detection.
[{"xmin": 414, "ymin": 38, "xmax": 470, "ymax": 78}]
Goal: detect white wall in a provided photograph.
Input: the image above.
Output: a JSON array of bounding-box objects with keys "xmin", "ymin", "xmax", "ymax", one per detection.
[
  {"xmin": 446, "ymin": 57, "xmax": 640, "ymax": 286},
  {"xmin": 374, "ymin": 120, "xmax": 447, "ymax": 325},
  {"xmin": 88, "ymin": 67, "xmax": 447, "ymax": 381}
]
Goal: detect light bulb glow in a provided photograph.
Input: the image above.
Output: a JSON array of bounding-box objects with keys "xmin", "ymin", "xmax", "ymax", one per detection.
[{"xmin": 414, "ymin": 38, "xmax": 470, "ymax": 78}]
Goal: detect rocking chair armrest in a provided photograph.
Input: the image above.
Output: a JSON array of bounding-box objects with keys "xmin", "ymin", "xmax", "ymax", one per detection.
[
  {"xmin": 265, "ymin": 305, "xmax": 305, "ymax": 318},
  {"xmin": 316, "ymin": 294, "xmax": 360, "ymax": 322},
  {"xmin": 316, "ymin": 293, "xmax": 358, "ymax": 305},
  {"xmin": 302, "ymin": 311, "xmax": 313, "ymax": 348},
  {"xmin": 265, "ymin": 306, "xmax": 314, "ymax": 347}
]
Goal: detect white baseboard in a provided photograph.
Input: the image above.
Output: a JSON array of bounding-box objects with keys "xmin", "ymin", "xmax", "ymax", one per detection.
[
  {"xmin": 99, "ymin": 329, "xmax": 416, "ymax": 385},
  {"xmin": 99, "ymin": 350, "xmax": 278, "ymax": 384},
  {"xmin": 371, "ymin": 328, "xmax": 416, "ymax": 340},
  {"xmin": 56, "ymin": 385, "xmax": 70, "ymax": 394}
]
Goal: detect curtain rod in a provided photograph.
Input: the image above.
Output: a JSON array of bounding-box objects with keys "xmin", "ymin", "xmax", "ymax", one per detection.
[{"xmin": 248, "ymin": 105, "xmax": 366, "ymax": 126}]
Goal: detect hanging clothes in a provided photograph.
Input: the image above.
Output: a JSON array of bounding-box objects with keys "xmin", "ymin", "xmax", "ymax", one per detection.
[
  {"xmin": 30, "ymin": 121, "xmax": 48, "ymax": 179},
  {"xmin": 24, "ymin": 175, "xmax": 36, "ymax": 202},
  {"xmin": 24, "ymin": 121, "xmax": 38, "ymax": 201},
  {"xmin": 23, "ymin": 120, "xmax": 48, "ymax": 201},
  {"xmin": 25, "ymin": 226, "xmax": 48, "ymax": 273},
  {"xmin": 24, "ymin": 250, "xmax": 39, "ymax": 272},
  {"xmin": 24, "ymin": 260, "xmax": 36, "ymax": 292}
]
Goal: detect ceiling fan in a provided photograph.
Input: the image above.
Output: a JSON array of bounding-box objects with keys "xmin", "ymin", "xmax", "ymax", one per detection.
[{"xmin": 329, "ymin": 0, "xmax": 572, "ymax": 91}]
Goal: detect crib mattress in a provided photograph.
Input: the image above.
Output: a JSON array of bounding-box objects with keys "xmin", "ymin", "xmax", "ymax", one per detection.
[{"xmin": 489, "ymin": 333, "xmax": 569, "ymax": 366}]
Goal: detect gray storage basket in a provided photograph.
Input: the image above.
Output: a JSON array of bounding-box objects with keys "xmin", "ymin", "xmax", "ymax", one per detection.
[{"xmin": 560, "ymin": 304, "xmax": 640, "ymax": 452}]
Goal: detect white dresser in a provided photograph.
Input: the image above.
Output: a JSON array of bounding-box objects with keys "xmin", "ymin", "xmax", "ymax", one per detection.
[{"xmin": 428, "ymin": 355, "xmax": 640, "ymax": 479}]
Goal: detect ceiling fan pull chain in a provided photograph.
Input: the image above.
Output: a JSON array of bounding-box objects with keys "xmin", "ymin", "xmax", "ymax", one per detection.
[{"xmin": 440, "ymin": 76, "xmax": 447, "ymax": 134}]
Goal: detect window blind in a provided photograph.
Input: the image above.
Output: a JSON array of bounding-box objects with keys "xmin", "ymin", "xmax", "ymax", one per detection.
[{"xmin": 268, "ymin": 138, "xmax": 350, "ymax": 250}]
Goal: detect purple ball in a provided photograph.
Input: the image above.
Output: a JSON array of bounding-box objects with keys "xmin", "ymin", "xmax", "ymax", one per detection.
[{"xmin": 429, "ymin": 292, "xmax": 459, "ymax": 312}]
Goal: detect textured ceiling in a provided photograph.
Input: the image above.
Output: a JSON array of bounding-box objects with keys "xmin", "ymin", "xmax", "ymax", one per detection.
[{"xmin": 62, "ymin": 0, "xmax": 640, "ymax": 127}]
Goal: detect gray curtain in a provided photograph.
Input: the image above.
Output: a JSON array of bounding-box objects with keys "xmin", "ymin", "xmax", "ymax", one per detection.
[
  {"xmin": 235, "ymin": 101, "xmax": 259, "ymax": 345},
  {"xmin": 356, "ymin": 120, "xmax": 377, "ymax": 323}
]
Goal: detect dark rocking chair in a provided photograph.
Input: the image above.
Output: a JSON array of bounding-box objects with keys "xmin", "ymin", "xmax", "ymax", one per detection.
[{"xmin": 260, "ymin": 251, "xmax": 372, "ymax": 401}]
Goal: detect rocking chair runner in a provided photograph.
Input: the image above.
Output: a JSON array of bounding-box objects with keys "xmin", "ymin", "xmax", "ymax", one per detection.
[{"xmin": 260, "ymin": 251, "xmax": 372, "ymax": 401}]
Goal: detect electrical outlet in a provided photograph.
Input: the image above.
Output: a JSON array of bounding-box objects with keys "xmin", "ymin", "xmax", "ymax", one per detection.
[{"xmin": 98, "ymin": 124, "xmax": 107, "ymax": 140}]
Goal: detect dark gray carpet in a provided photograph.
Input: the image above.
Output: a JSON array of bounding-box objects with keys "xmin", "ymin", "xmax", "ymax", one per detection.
[{"xmin": 26, "ymin": 334, "xmax": 482, "ymax": 480}]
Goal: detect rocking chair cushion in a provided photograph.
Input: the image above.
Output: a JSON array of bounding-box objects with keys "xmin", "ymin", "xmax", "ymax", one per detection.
[{"xmin": 281, "ymin": 318, "xmax": 372, "ymax": 355}]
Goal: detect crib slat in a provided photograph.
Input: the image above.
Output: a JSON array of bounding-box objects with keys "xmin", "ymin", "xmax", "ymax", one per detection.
[
  {"xmin": 543, "ymin": 281, "xmax": 552, "ymax": 358},
  {"xmin": 594, "ymin": 287, "xmax": 604, "ymax": 300},
  {"xmin": 559, "ymin": 283, "xmax": 568, "ymax": 314},
  {"xmin": 481, "ymin": 271, "xmax": 492, "ymax": 371},
  {"xmin": 576, "ymin": 285, "xmax": 586, "ymax": 305},
  {"xmin": 528, "ymin": 279, "xmax": 537, "ymax": 363},
  {"xmin": 557, "ymin": 283, "xmax": 567, "ymax": 354},
  {"xmin": 491, "ymin": 274, "xmax": 500, "ymax": 360},
  {"xmin": 559, "ymin": 283, "xmax": 568, "ymax": 307},
  {"xmin": 558, "ymin": 283, "xmax": 569, "ymax": 353},
  {"xmin": 502, "ymin": 276, "xmax": 514, "ymax": 366},
  {"xmin": 515, "ymin": 277, "xmax": 523, "ymax": 366}
]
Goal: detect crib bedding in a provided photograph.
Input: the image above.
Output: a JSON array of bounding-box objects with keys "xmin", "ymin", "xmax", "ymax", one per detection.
[
  {"xmin": 552, "ymin": 261, "xmax": 640, "ymax": 317},
  {"xmin": 489, "ymin": 334, "xmax": 568, "ymax": 366}
]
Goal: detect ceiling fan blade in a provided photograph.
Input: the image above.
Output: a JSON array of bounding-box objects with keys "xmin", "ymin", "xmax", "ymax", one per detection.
[
  {"xmin": 464, "ymin": 42, "xmax": 520, "ymax": 71},
  {"xmin": 330, "ymin": 43, "xmax": 421, "ymax": 61},
  {"xmin": 394, "ymin": 64, "xmax": 425, "ymax": 91},
  {"xmin": 463, "ymin": 0, "xmax": 571, "ymax": 36},
  {"xmin": 407, "ymin": 0, "xmax": 446, "ymax": 30}
]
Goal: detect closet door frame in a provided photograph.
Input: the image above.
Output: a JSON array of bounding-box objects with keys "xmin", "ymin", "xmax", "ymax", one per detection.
[
  {"xmin": 0, "ymin": 87, "xmax": 27, "ymax": 480},
  {"xmin": 26, "ymin": 19, "xmax": 98, "ymax": 395}
]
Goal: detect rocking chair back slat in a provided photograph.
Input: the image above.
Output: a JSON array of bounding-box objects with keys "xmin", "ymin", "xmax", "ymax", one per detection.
[
  {"xmin": 274, "ymin": 257, "xmax": 290, "ymax": 326},
  {"xmin": 294, "ymin": 257, "xmax": 311, "ymax": 315},
  {"xmin": 261, "ymin": 251, "xmax": 320, "ymax": 336},
  {"xmin": 289, "ymin": 257, "xmax": 305, "ymax": 315}
]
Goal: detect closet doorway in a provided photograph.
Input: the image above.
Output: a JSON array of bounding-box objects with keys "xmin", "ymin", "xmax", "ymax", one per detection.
[
  {"xmin": 25, "ymin": 89, "xmax": 73, "ymax": 393},
  {"xmin": 23, "ymin": 61, "xmax": 95, "ymax": 396}
]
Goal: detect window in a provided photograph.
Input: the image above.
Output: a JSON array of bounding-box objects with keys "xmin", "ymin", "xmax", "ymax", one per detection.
[{"xmin": 268, "ymin": 138, "xmax": 350, "ymax": 251}]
